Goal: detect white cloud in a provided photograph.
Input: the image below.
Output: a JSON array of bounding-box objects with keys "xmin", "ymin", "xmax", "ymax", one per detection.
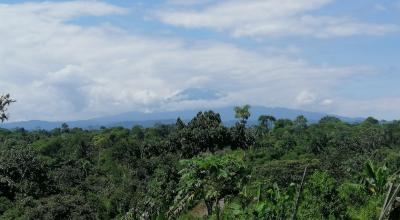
[
  {"xmin": 0, "ymin": 1, "xmax": 388, "ymax": 121},
  {"xmin": 296, "ymin": 90, "xmax": 317, "ymax": 106},
  {"xmin": 374, "ymin": 4, "xmax": 387, "ymax": 11},
  {"xmin": 167, "ymin": 0, "xmax": 214, "ymax": 6},
  {"xmin": 330, "ymin": 98, "xmax": 400, "ymax": 120},
  {"xmin": 0, "ymin": 1, "xmax": 126, "ymax": 21},
  {"xmin": 321, "ymin": 99, "xmax": 333, "ymax": 106},
  {"xmin": 156, "ymin": 0, "xmax": 399, "ymax": 38}
]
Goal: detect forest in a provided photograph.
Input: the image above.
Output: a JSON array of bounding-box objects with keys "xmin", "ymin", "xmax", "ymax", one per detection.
[{"xmin": 1, "ymin": 98, "xmax": 400, "ymax": 219}]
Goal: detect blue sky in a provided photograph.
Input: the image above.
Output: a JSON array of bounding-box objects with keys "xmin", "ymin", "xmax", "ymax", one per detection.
[{"xmin": 0, "ymin": 0, "xmax": 400, "ymax": 121}]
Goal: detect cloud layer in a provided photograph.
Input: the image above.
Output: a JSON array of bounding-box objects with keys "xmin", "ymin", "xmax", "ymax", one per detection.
[
  {"xmin": 156, "ymin": 0, "xmax": 399, "ymax": 38},
  {"xmin": 0, "ymin": 1, "xmax": 399, "ymax": 121}
]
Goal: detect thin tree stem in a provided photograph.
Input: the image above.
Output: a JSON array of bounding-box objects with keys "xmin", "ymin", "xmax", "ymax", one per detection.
[
  {"xmin": 291, "ymin": 165, "xmax": 308, "ymax": 220},
  {"xmin": 381, "ymin": 183, "xmax": 400, "ymax": 220},
  {"xmin": 379, "ymin": 183, "xmax": 393, "ymax": 220}
]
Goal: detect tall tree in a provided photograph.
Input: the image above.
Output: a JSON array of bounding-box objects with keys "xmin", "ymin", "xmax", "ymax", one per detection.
[
  {"xmin": 294, "ymin": 115, "xmax": 308, "ymax": 131},
  {"xmin": 0, "ymin": 94, "xmax": 15, "ymax": 122},
  {"xmin": 231, "ymin": 105, "xmax": 254, "ymax": 149},
  {"xmin": 234, "ymin": 105, "xmax": 251, "ymax": 125},
  {"xmin": 258, "ymin": 115, "xmax": 276, "ymax": 132},
  {"xmin": 171, "ymin": 111, "xmax": 229, "ymax": 157}
]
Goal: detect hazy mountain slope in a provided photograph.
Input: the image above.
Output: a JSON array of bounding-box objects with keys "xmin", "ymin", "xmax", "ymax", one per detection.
[{"xmin": 0, "ymin": 106, "xmax": 363, "ymax": 130}]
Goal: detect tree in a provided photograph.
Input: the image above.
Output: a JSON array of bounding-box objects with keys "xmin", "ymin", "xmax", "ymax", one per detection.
[
  {"xmin": 231, "ymin": 105, "xmax": 254, "ymax": 149},
  {"xmin": 319, "ymin": 116, "xmax": 341, "ymax": 124},
  {"xmin": 175, "ymin": 117, "xmax": 185, "ymax": 130},
  {"xmin": 234, "ymin": 105, "xmax": 251, "ymax": 125},
  {"xmin": 61, "ymin": 123, "xmax": 70, "ymax": 133},
  {"xmin": 171, "ymin": 111, "xmax": 229, "ymax": 157},
  {"xmin": 168, "ymin": 152, "xmax": 248, "ymax": 218},
  {"xmin": 258, "ymin": 115, "xmax": 276, "ymax": 132},
  {"xmin": 274, "ymin": 119, "xmax": 293, "ymax": 130},
  {"xmin": 0, "ymin": 146, "xmax": 50, "ymax": 199},
  {"xmin": 27, "ymin": 194, "xmax": 98, "ymax": 220},
  {"xmin": 294, "ymin": 115, "xmax": 308, "ymax": 131},
  {"xmin": 0, "ymin": 94, "xmax": 15, "ymax": 122},
  {"xmin": 363, "ymin": 117, "xmax": 380, "ymax": 125}
]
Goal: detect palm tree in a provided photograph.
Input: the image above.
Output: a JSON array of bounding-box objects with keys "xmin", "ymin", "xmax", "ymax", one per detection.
[{"xmin": 234, "ymin": 105, "xmax": 251, "ymax": 125}]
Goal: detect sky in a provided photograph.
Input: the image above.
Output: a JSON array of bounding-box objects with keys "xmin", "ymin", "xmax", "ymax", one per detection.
[{"xmin": 1, "ymin": 0, "xmax": 400, "ymax": 121}]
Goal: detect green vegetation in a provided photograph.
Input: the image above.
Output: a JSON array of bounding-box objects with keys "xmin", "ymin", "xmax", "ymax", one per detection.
[
  {"xmin": 0, "ymin": 94, "xmax": 15, "ymax": 122},
  {"xmin": 1, "ymin": 104, "xmax": 400, "ymax": 219}
]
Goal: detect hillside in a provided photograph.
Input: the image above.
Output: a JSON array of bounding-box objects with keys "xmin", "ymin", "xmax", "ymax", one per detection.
[{"xmin": 0, "ymin": 106, "xmax": 363, "ymax": 130}]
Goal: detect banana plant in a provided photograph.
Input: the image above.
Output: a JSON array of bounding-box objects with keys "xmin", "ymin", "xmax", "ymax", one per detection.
[
  {"xmin": 363, "ymin": 160, "xmax": 390, "ymax": 194},
  {"xmin": 239, "ymin": 184, "xmax": 296, "ymax": 219}
]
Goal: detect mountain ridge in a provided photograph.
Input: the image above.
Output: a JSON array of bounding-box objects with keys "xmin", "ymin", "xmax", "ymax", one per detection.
[{"xmin": 0, "ymin": 106, "xmax": 364, "ymax": 130}]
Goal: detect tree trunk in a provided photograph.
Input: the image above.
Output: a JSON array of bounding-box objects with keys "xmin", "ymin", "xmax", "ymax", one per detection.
[
  {"xmin": 215, "ymin": 198, "xmax": 221, "ymax": 220},
  {"xmin": 205, "ymin": 200, "xmax": 213, "ymax": 216},
  {"xmin": 291, "ymin": 166, "xmax": 308, "ymax": 220}
]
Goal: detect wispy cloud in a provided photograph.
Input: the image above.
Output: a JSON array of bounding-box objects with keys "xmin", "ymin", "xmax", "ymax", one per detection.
[
  {"xmin": 156, "ymin": 0, "xmax": 399, "ymax": 38},
  {"xmin": 166, "ymin": 0, "xmax": 214, "ymax": 6},
  {"xmin": 373, "ymin": 4, "xmax": 387, "ymax": 11},
  {"xmin": 0, "ymin": 1, "xmax": 126, "ymax": 20}
]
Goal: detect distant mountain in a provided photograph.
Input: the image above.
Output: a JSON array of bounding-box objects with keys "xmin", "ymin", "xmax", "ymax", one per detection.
[{"xmin": 0, "ymin": 106, "xmax": 364, "ymax": 130}]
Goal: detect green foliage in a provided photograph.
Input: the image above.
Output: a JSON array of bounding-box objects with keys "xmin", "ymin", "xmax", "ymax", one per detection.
[
  {"xmin": 338, "ymin": 182, "xmax": 367, "ymax": 207},
  {"xmin": 169, "ymin": 152, "xmax": 248, "ymax": 218},
  {"xmin": 257, "ymin": 115, "xmax": 276, "ymax": 135},
  {"xmin": 259, "ymin": 183, "xmax": 296, "ymax": 219},
  {"xmin": 298, "ymin": 171, "xmax": 340, "ymax": 219},
  {"xmin": 222, "ymin": 182, "xmax": 296, "ymax": 219},
  {"xmin": 0, "ymin": 94, "xmax": 15, "ymax": 122},
  {"xmin": 234, "ymin": 105, "xmax": 251, "ymax": 125},
  {"xmin": 345, "ymin": 195, "xmax": 382, "ymax": 220},
  {"xmin": 363, "ymin": 160, "xmax": 389, "ymax": 194},
  {"xmin": 26, "ymin": 194, "xmax": 99, "ymax": 220},
  {"xmin": 0, "ymin": 107, "xmax": 400, "ymax": 219},
  {"xmin": 0, "ymin": 145, "xmax": 50, "ymax": 200},
  {"xmin": 0, "ymin": 197, "xmax": 12, "ymax": 215},
  {"xmin": 171, "ymin": 111, "xmax": 229, "ymax": 157},
  {"xmin": 337, "ymin": 182, "xmax": 382, "ymax": 219},
  {"xmin": 230, "ymin": 122, "xmax": 254, "ymax": 150}
]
